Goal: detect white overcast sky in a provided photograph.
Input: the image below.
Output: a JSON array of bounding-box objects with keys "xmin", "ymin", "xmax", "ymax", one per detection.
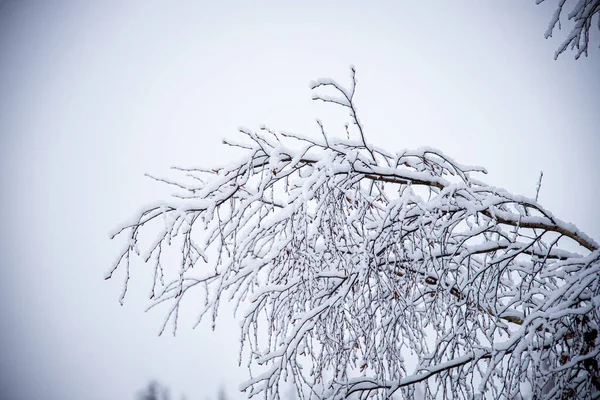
[{"xmin": 1, "ymin": 1, "xmax": 599, "ymax": 400}]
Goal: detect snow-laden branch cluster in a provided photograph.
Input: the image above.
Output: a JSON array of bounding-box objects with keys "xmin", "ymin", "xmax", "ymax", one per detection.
[
  {"xmin": 538, "ymin": 0, "xmax": 600, "ymax": 59},
  {"xmin": 108, "ymin": 71, "xmax": 599, "ymax": 399}
]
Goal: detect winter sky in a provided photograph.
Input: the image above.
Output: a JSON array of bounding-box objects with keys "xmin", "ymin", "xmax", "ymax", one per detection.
[{"xmin": 1, "ymin": 1, "xmax": 599, "ymax": 399}]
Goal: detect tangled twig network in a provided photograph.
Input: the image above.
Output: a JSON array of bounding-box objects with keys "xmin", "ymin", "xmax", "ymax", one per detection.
[{"xmin": 109, "ymin": 69, "xmax": 599, "ymax": 399}]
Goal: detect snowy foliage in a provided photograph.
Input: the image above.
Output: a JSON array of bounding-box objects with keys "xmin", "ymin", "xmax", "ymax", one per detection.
[
  {"xmin": 538, "ymin": 0, "xmax": 600, "ymax": 59},
  {"xmin": 109, "ymin": 70, "xmax": 600, "ymax": 399}
]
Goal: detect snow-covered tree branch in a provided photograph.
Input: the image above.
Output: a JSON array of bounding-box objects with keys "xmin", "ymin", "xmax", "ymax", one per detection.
[
  {"xmin": 539, "ymin": 0, "xmax": 600, "ymax": 59},
  {"xmin": 108, "ymin": 70, "xmax": 599, "ymax": 399}
]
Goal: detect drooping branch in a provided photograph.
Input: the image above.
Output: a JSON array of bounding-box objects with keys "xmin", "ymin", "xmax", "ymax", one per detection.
[
  {"xmin": 538, "ymin": 0, "xmax": 600, "ymax": 59},
  {"xmin": 109, "ymin": 70, "xmax": 600, "ymax": 399}
]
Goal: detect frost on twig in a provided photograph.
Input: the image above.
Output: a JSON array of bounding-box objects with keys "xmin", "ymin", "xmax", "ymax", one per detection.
[
  {"xmin": 109, "ymin": 70, "xmax": 600, "ymax": 399},
  {"xmin": 535, "ymin": 171, "xmax": 544, "ymax": 201}
]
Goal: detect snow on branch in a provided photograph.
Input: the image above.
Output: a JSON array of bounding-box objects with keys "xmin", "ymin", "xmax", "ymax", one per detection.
[
  {"xmin": 109, "ymin": 70, "xmax": 600, "ymax": 399},
  {"xmin": 538, "ymin": 0, "xmax": 600, "ymax": 59}
]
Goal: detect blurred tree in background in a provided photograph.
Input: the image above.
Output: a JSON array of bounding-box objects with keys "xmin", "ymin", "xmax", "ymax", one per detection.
[{"xmin": 136, "ymin": 381, "xmax": 171, "ymax": 400}]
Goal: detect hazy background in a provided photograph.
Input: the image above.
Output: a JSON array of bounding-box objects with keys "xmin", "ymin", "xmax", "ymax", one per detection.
[{"xmin": 1, "ymin": 1, "xmax": 598, "ymax": 399}]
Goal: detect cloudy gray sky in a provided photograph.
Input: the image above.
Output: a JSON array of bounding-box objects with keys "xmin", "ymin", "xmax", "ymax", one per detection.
[{"xmin": 1, "ymin": 1, "xmax": 599, "ymax": 399}]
